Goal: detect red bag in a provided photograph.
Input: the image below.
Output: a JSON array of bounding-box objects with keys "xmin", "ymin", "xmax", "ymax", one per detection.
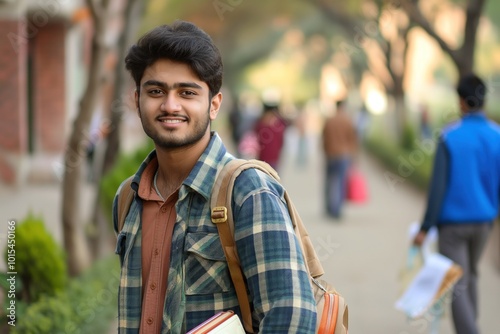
[{"xmin": 347, "ymin": 167, "xmax": 368, "ymax": 203}]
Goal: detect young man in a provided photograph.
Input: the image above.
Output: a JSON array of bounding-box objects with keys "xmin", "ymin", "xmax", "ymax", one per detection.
[
  {"xmin": 112, "ymin": 21, "xmax": 316, "ymax": 333},
  {"xmin": 413, "ymin": 74, "xmax": 500, "ymax": 334}
]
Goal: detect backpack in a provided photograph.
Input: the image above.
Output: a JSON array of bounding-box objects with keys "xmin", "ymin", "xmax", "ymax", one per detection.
[{"xmin": 116, "ymin": 159, "xmax": 348, "ymax": 334}]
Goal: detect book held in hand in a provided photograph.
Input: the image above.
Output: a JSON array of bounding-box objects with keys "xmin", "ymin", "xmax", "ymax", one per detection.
[{"xmin": 187, "ymin": 311, "xmax": 246, "ymax": 334}]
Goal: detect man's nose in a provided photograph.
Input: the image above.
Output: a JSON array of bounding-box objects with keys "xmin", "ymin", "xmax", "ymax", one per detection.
[{"xmin": 161, "ymin": 93, "xmax": 182, "ymax": 112}]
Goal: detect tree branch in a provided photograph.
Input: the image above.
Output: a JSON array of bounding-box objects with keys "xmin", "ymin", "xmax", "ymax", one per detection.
[
  {"xmin": 311, "ymin": 0, "xmax": 363, "ymax": 38},
  {"xmin": 86, "ymin": 0, "xmax": 112, "ymax": 21},
  {"xmin": 86, "ymin": 0, "xmax": 100, "ymax": 20},
  {"xmin": 461, "ymin": 0, "xmax": 486, "ymax": 55},
  {"xmin": 400, "ymin": 0, "xmax": 460, "ymax": 65}
]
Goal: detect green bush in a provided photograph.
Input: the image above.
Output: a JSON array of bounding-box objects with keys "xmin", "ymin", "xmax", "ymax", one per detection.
[
  {"xmin": 100, "ymin": 140, "xmax": 154, "ymax": 225},
  {"xmin": 4, "ymin": 214, "xmax": 67, "ymax": 303},
  {"xmin": 365, "ymin": 134, "xmax": 434, "ymax": 191},
  {"xmin": 400, "ymin": 123, "xmax": 417, "ymax": 151},
  {"xmin": 12, "ymin": 256, "xmax": 120, "ymax": 334}
]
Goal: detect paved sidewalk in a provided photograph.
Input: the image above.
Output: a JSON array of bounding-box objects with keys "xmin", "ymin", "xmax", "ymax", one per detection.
[{"xmin": 1, "ymin": 134, "xmax": 499, "ymax": 333}]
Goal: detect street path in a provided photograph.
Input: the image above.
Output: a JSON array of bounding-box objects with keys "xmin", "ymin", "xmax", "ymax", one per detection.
[{"xmin": 1, "ymin": 132, "xmax": 499, "ymax": 333}]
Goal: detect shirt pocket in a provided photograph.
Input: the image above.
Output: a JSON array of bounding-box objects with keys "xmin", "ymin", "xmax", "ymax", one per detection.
[
  {"xmin": 184, "ymin": 232, "xmax": 232, "ymax": 295},
  {"xmin": 115, "ymin": 231, "xmax": 126, "ymax": 266},
  {"xmin": 115, "ymin": 231, "xmax": 141, "ymax": 270}
]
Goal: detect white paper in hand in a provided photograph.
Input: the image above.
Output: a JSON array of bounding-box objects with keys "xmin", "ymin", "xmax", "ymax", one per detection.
[{"xmin": 395, "ymin": 253, "xmax": 453, "ymax": 318}]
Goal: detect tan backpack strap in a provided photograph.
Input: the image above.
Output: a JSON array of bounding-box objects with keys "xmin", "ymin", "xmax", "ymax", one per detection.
[
  {"xmin": 117, "ymin": 176, "xmax": 135, "ymax": 232},
  {"xmin": 212, "ymin": 159, "xmax": 324, "ymax": 278},
  {"xmin": 283, "ymin": 191, "xmax": 325, "ymax": 278},
  {"xmin": 211, "ymin": 159, "xmax": 279, "ymax": 333}
]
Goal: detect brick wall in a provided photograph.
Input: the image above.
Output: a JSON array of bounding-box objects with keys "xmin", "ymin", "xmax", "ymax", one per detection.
[
  {"xmin": 0, "ymin": 20, "xmax": 28, "ymax": 153},
  {"xmin": 32, "ymin": 22, "xmax": 67, "ymax": 153},
  {"xmin": 0, "ymin": 20, "xmax": 28, "ymax": 184}
]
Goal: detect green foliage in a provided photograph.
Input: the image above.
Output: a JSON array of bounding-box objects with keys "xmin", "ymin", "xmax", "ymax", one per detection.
[
  {"xmin": 12, "ymin": 256, "xmax": 120, "ymax": 334},
  {"xmin": 400, "ymin": 123, "xmax": 417, "ymax": 151},
  {"xmin": 485, "ymin": 0, "xmax": 500, "ymax": 29},
  {"xmin": 4, "ymin": 214, "xmax": 67, "ymax": 303},
  {"xmin": 365, "ymin": 132, "xmax": 434, "ymax": 191},
  {"xmin": 100, "ymin": 140, "xmax": 154, "ymax": 225}
]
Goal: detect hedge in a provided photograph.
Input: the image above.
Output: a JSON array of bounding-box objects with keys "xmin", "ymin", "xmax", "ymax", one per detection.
[
  {"xmin": 364, "ymin": 127, "xmax": 434, "ymax": 192},
  {"xmin": 11, "ymin": 255, "xmax": 119, "ymax": 334}
]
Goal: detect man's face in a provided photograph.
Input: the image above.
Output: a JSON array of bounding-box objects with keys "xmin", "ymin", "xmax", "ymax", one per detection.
[{"xmin": 135, "ymin": 59, "xmax": 221, "ymax": 149}]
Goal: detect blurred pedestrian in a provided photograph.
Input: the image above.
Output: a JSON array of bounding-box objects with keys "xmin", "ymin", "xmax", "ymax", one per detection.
[
  {"xmin": 413, "ymin": 73, "xmax": 500, "ymax": 334},
  {"xmin": 355, "ymin": 103, "xmax": 370, "ymax": 144},
  {"xmin": 419, "ymin": 103, "xmax": 432, "ymax": 140},
  {"xmin": 321, "ymin": 100, "xmax": 358, "ymax": 219},
  {"xmin": 86, "ymin": 111, "xmax": 110, "ymax": 182},
  {"xmin": 254, "ymin": 101, "xmax": 288, "ymax": 171},
  {"xmin": 294, "ymin": 106, "xmax": 309, "ymax": 168}
]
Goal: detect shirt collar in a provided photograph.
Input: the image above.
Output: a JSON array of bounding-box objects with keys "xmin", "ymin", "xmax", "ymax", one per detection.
[
  {"xmin": 131, "ymin": 132, "xmax": 234, "ymax": 201},
  {"xmin": 185, "ymin": 132, "xmax": 234, "ymax": 201}
]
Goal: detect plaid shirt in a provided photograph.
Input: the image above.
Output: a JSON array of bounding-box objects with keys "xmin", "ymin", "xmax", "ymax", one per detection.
[{"xmin": 113, "ymin": 132, "xmax": 316, "ymax": 333}]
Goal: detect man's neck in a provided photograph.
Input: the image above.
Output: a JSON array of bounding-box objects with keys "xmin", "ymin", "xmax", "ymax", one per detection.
[
  {"xmin": 153, "ymin": 133, "xmax": 211, "ymax": 198},
  {"xmin": 462, "ymin": 109, "xmax": 483, "ymax": 116}
]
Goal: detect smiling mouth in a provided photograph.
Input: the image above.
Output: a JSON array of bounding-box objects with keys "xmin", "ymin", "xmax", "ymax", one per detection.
[
  {"xmin": 160, "ymin": 119, "xmax": 184, "ymax": 123},
  {"xmin": 157, "ymin": 114, "xmax": 188, "ymax": 124}
]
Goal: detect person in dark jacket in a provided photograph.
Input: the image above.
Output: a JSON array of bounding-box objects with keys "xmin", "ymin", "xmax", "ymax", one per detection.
[{"xmin": 413, "ymin": 73, "xmax": 500, "ymax": 334}]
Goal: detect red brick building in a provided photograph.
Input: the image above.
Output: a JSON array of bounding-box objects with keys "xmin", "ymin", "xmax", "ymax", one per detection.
[{"xmin": 0, "ymin": 0, "xmax": 92, "ymax": 185}]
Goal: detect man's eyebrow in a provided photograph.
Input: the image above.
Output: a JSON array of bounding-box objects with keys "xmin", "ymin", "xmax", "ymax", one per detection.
[
  {"xmin": 142, "ymin": 80, "xmax": 202, "ymax": 90},
  {"xmin": 142, "ymin": 80, "xmax": 167, "ymax": 88},
  {"xmin": 175, "ymin": 82, "xmax": 203, "ymax": 90}
]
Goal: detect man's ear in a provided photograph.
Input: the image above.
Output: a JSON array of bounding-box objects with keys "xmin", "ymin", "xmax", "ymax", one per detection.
[
  {"xmin": 209, "ymin": 92, "xmax": 223, "ymax": 120},
  {"xmin": 134, "ymin": 90, "xmax": 140, "ymax": 116}
]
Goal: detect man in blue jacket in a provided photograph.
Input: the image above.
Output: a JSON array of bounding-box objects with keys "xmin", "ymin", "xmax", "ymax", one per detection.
[{"xmin": 414, "ymin": 73, "xmax": 500, "ymax": 334}]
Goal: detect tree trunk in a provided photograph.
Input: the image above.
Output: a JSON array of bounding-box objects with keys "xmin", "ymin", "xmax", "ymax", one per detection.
[
  {"xmin": 88, "ymin": 0, "xmax": 144, "ymax": 260},
  {"xmin": 390, "ymin": 24, "xmax": 411, "ymax": 143},
  {"xmin": 101, "ymin": 0, "xmax": 144, "ymax": 175},
  {"xmin": 456, "ymin": 0, "xmax": 485, "ymax": 77},
  {"xmin": 61, "ymin": 5, "xmax": 110, "ymax": 277},
  {"xmin": 392, "ymin": 79, "xmax": 406, "ymax": 141},
  {"xmin": 402, "ymin": 0, "xmax": 485, "ymax": 77}
]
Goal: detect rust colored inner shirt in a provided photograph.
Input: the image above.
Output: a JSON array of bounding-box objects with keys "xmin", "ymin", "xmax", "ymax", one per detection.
[{"xmin": 137, "ymin": 157, "xmax": 178, "ymax": 333}]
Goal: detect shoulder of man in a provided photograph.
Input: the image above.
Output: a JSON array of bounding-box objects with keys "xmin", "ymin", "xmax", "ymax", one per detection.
[{"xmin": 229, "ymin": 165, "xmax": 285, "ymax": 207}]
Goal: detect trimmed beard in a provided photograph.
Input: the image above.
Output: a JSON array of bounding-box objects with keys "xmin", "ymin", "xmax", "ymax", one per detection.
[{"xmin": 138, "ymin": 105, "xmax": 211, "ymax": 149}]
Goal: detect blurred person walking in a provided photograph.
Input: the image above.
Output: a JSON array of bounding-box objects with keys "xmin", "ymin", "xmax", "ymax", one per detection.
[
  {"xmin": 254, "ymin": 101, "xmax": 288, "ymax": 171},
  {"xmin": 321, "ymin": 100, "xmax": 358, "ymax": 219},
  {"xmin": 355, "ymin": 103, "xmax": 370, "ymax": 144},
  {"xmin": 413, "ymin": 73, "xmax": 500, "ymax": 334},
  {"xmin": 113, "ymin": 21, "xmax": 316, "ymax": 333}
]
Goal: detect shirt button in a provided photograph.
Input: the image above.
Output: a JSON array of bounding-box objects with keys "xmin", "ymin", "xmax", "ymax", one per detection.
[
  {"xmin": 150, "ymin": 283, "xmax": 156, "ymax": 290},
  {"xmin": 147, "ymin": 317, "xmax": 153, "ymax": 325},
  {"xmin": 154, "ymin": 248, "xmax": 159, "ymax": 256},
  {"xmin": 161, "ymin": 206, "xmax": 167, "ymax": 213}
]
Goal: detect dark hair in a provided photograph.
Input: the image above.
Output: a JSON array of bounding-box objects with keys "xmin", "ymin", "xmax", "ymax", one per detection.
[
  {"xmin": 456, "ymin": 73, "xmax": 486, "ymax": 109},
  {"xmin": 125, "ymin": 21, "xmax": 223, "ymax": 97}
]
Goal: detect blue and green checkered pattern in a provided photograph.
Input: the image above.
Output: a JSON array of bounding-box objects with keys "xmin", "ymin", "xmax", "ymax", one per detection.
[{"xmin": 113, "ymin": 133, "xmax": 316, "ymax": 333}]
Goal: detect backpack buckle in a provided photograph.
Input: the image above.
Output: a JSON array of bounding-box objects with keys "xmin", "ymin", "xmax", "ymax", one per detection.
[{"xmin": 211, "ymin": 206, "xmax": 227, "ymax": 224}]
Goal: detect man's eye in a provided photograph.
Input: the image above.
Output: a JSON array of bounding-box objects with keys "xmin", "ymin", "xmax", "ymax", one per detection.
[
  {"xmin": 149, "ymin": 89, "xmax": 163, "ymax": 95},
  {"xmin": 181, "ymin": 90, "xmax": 196, "ymax": 96}
]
